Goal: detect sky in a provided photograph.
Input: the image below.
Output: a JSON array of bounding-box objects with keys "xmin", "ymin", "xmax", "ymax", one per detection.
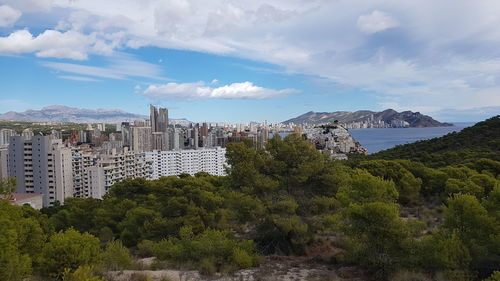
[{"xmin": 0, "ymin": 0, "xmax": 499, "ymax": 123}]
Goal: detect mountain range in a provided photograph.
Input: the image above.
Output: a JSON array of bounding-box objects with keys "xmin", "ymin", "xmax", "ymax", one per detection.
[
  {"xmin": 283, "ymin": 109, "xmax": 453, "ymax": 127},
  {"xmin": 0, "ymin": 105, "xmax": 191, "ymax": 125}
]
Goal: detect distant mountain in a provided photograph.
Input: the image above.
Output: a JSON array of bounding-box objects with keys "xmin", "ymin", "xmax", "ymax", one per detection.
[
  {"xmin": 284, "ymin": 109, "xmax": 453, "ymax": 127},
  {"xmin": 0, "ymin": 105, "xmax": 190, "ymax": 125}
]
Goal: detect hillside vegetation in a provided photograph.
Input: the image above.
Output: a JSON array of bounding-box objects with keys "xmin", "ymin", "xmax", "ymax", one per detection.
[
  {"xmin": 1, "ymin": 117, "xmax": 500, "ymax": 281},
  {"xmin": 369, "ymin": 116, "xmax": 500, "ymax": 167}
]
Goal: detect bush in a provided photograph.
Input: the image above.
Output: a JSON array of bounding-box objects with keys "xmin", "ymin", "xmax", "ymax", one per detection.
[
  {"xmin": 232, "ymin": 248, "xmax": 253, "ymax": 269},
  {"xmin": 137, "ymin": 240, "xmax": 156, "ymax": 257},
  {"xmin": 62, "ymin": 266, "xmax": 103, "ymax": 281},
  {"xmin": 199, "ymin": 258, "xmax": 217, "ymax": 275},
  {"xmin": 149, "ymin": 227, "xmax": 258, "ymax": 273},
  {"xmin": 390, "ymin": 270, "xmax": 432, "ymax": 281},
  {"xmin": 100, "ymin": 240, "xmax": 133, "ymax": 271},
  {"xmin": 484, "ymin": 271, "xmax": 500, "ymax": 281}
]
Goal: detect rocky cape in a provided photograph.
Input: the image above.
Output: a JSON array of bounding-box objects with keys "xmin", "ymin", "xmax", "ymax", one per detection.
[
  {"xmin": 284, "ymin": 109, "xmax": 453, "ymax": 127},
  {"xmin": 0, "ymin": 105, "xmax": 191, "ymax": 125}
]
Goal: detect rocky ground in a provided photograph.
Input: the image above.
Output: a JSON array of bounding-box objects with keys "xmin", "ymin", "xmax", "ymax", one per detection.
[{"xmin": 108, "ymin": 242, "xmax": 368, "ymax": 281}]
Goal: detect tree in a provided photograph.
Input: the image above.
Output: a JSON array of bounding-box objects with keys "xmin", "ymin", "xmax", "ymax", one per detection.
[
  {"xmin": 419, "ymin": 230, "xmax": 471, "ymax": 271},
  {"xmin": 337, "ymin": 169, "xmax": 399, "ymax": 206},
  {"xmin": 342, "ymin": 202, "xmax": 418, "ymax": 276},
  {"xmin": 40, "ymin": 229, "xmax": 101, "ymax": 278},
  {"xmin": 0, "ymin": 177, "xmax": 16, "ymax": 200},
  {"xmin": 0, "ymin": 200, "xmax": 46, "ymax": 281},
  {"xmin": 444, "ymin": 194, "xmax": 499, "ymax": 276},
  {"xmin": 100, "ymin": 240, "xmax": 133, "ymax": 271},
  {"xmin": 359, "ymin": 160, "xmax": 422, "ymax": 205}
]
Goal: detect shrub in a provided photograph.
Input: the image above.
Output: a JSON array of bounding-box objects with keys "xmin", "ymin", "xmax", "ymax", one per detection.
[
  {"xmin": 62, "ymin": 266, "xmax": 103, "ymax": 281},
  {"xmin": 390, "ymin": 270, "xmax": 432, "ymax": 281},
  {"xmin": 149, "ymin": 227, "xmax": 258, "ymax": 273},
  {"xmin": 100, "ymin": 240, "xmax": 133, "ymax": 271}
]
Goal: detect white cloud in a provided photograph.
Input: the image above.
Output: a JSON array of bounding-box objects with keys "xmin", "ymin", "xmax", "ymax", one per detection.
[
  {"xmin": 143, "ymin": 81, "xmax": 297, "ymax": 100},
  {"xmin": 57, "ymin": 75, "xmax": 100, "ymax": 82},
  {"xmin": 357, "ymin": 10, "xmax": 399, "ymax": 34},
  {"xmin": 0, "ymin": 0, "xmax": 52, "ymax": 12},
  {"xmin": 0, "ymin": 5, "xmax": 21, "ymax": 27},
  {"xmin": 0, "ymin": 29, "xmax": 110, "ymax": 60},
  {"xmin": 0, "ymin": 0, "xmax": 500, "ymax": 114},
  {"xmin": 41, "ymin": 53, "xmax": 165, "ymax": 80}
]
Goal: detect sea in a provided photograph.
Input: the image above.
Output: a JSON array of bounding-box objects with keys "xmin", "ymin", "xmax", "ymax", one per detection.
[{"xmin": 349, "ymin": 122, "xmax": 476, "ymax": 154}]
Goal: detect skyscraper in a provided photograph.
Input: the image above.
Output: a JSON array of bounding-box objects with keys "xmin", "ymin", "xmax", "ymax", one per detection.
[
  {"xmin": 158, "ymin": 107, "xmax": 168, "ymax": 132},
  {"xmin": 150, "ymin": 105, "xmax": 169, "ymax": 150},
  {"xmin": 150, "ymin": 105, "xmax": 169, "ymax": 133},
  {"xmin": 150, "ymin": 105, "xmax": 158, "ymax": 132}
]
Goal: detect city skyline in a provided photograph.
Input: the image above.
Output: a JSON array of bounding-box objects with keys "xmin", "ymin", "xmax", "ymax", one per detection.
[{"xmin": 1, "ymin": 0, "xmax": 500, "ymax": 122}]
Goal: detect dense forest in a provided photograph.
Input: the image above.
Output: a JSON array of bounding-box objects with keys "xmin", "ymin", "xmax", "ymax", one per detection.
[{"xmin": 1, "ymin": 116, "xmax": 499, "ymax": 281}]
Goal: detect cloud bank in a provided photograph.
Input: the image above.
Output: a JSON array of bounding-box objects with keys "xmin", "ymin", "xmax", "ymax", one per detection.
[{"xmin": 0, "ymin": 0, "xmax": 499, "ymax": 114}]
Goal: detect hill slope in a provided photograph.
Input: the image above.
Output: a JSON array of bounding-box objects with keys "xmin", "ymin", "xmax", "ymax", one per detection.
[
  {"xmin": 370, "ymin": 115, "xmax": 500, "ymax": 166},
  {"xmin": 284, "ymin": 109, "xmax": 452, "ymax": 127}
]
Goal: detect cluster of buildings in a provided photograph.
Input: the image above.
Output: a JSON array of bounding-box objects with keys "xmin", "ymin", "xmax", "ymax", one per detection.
[
  {"xmin": 0, "ymin": 105, "xmax": 233, "ymax": 208},
  {"xmin": 0, "ymin": 105, "xmax": 369, "ymax": 209},
  {"xmin": 341, "ymin": 117, "xmax": 410, "ymax": 129}
]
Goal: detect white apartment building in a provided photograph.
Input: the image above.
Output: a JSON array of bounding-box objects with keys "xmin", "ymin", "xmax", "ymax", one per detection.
[
  {"xmin": 146, "ymin": 147, "xmax": 227, "ymax": 179},
  {"xmin": 8, "ymin": 136, "xmax": 73, "ymax": 207},
  {"xmin": 0, "ymin": 129, "xmax": 17, "ymax": 148},
  {"xmin": 0, "ymin": 147, "xmax": 8, "ymax": 180},
  {"xmin": 81, "ymin": 148, "xmax": 153, "ymax": 199},
  {"xmin": 72, "ymin": 149, "xmax": 98, "ymax": 198}
]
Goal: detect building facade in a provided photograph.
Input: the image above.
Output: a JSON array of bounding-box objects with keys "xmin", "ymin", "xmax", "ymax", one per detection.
[
  {"xmin": 8, "ymin": 136, "xmax": 73, "ymax": 207},
  {"xmin": 146, "ymin": 147, "xmax": 227, "ymax": 179},
  {"xmin": 80, "ymin": 148, "xmax": 153, "ymax": 199}
]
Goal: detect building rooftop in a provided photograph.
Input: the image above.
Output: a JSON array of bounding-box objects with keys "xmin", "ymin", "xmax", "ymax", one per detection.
[{"xmin": 0, "ymin": 193, "xmax": 43, "ymax": 201}]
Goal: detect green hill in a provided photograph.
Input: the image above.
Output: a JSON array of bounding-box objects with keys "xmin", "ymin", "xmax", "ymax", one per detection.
[{"xmin": 370, "ymin": 116, "xmax": 500, "ymax": 167}]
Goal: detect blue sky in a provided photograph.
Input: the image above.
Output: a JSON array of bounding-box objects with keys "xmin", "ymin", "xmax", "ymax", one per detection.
[{"xmin": 0, "ymin": 0, "xmax": 499, "ymax": 123}]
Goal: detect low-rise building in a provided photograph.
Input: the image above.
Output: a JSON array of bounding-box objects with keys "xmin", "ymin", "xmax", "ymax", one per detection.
[{"xmin": 0, "ymin": 193, "xmax": 44, "ymax": 210}]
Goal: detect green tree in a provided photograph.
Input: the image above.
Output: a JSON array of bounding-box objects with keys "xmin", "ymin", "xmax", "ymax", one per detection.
[
  {"xmin": 0, "ymin": 200, "xmax": 46, "ymax": 281},
  {"xmin": 100, "ymin": 240, "xmax": 133, "ymax": 271},
  {"xmin": 337, "ymin": 169, "xmax": 399, "ymax": 206},
  {"xmin": 40, "ymin": 229, "xmax": 101, "ymax": 278},
  {"xmin": 0, "ymin": 177, "xmax": 16, "ymax": 200},
  {"xmin": 419, "ymin": 230, "xmax": 471, "ymax": 271},
  {"xmin": 444, "ymin": 194, "xmax": 499, "ymax": 276},
  {"xmin": 359, "ymin": 160, "xmax": 422, "ymax": 205},
  {"xmin": 342, "ymin": 202, "xmax": 419, "ymax": 276}
]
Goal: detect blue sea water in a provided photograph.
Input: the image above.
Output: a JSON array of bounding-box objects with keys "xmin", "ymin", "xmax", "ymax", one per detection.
[{"xmin": 349, "ymin": 122, "xmax": 475, "ymax": 154}]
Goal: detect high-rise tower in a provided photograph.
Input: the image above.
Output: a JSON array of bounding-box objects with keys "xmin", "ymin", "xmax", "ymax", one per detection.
[{"xmin": 150, "ymin": 105, "xmax": 169, "ymax": 150}]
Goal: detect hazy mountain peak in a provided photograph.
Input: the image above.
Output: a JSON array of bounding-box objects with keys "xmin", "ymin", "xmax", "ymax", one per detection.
[{"xmin": 284, "ymin": 109, "xmax": 452, "ymax": 127}]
